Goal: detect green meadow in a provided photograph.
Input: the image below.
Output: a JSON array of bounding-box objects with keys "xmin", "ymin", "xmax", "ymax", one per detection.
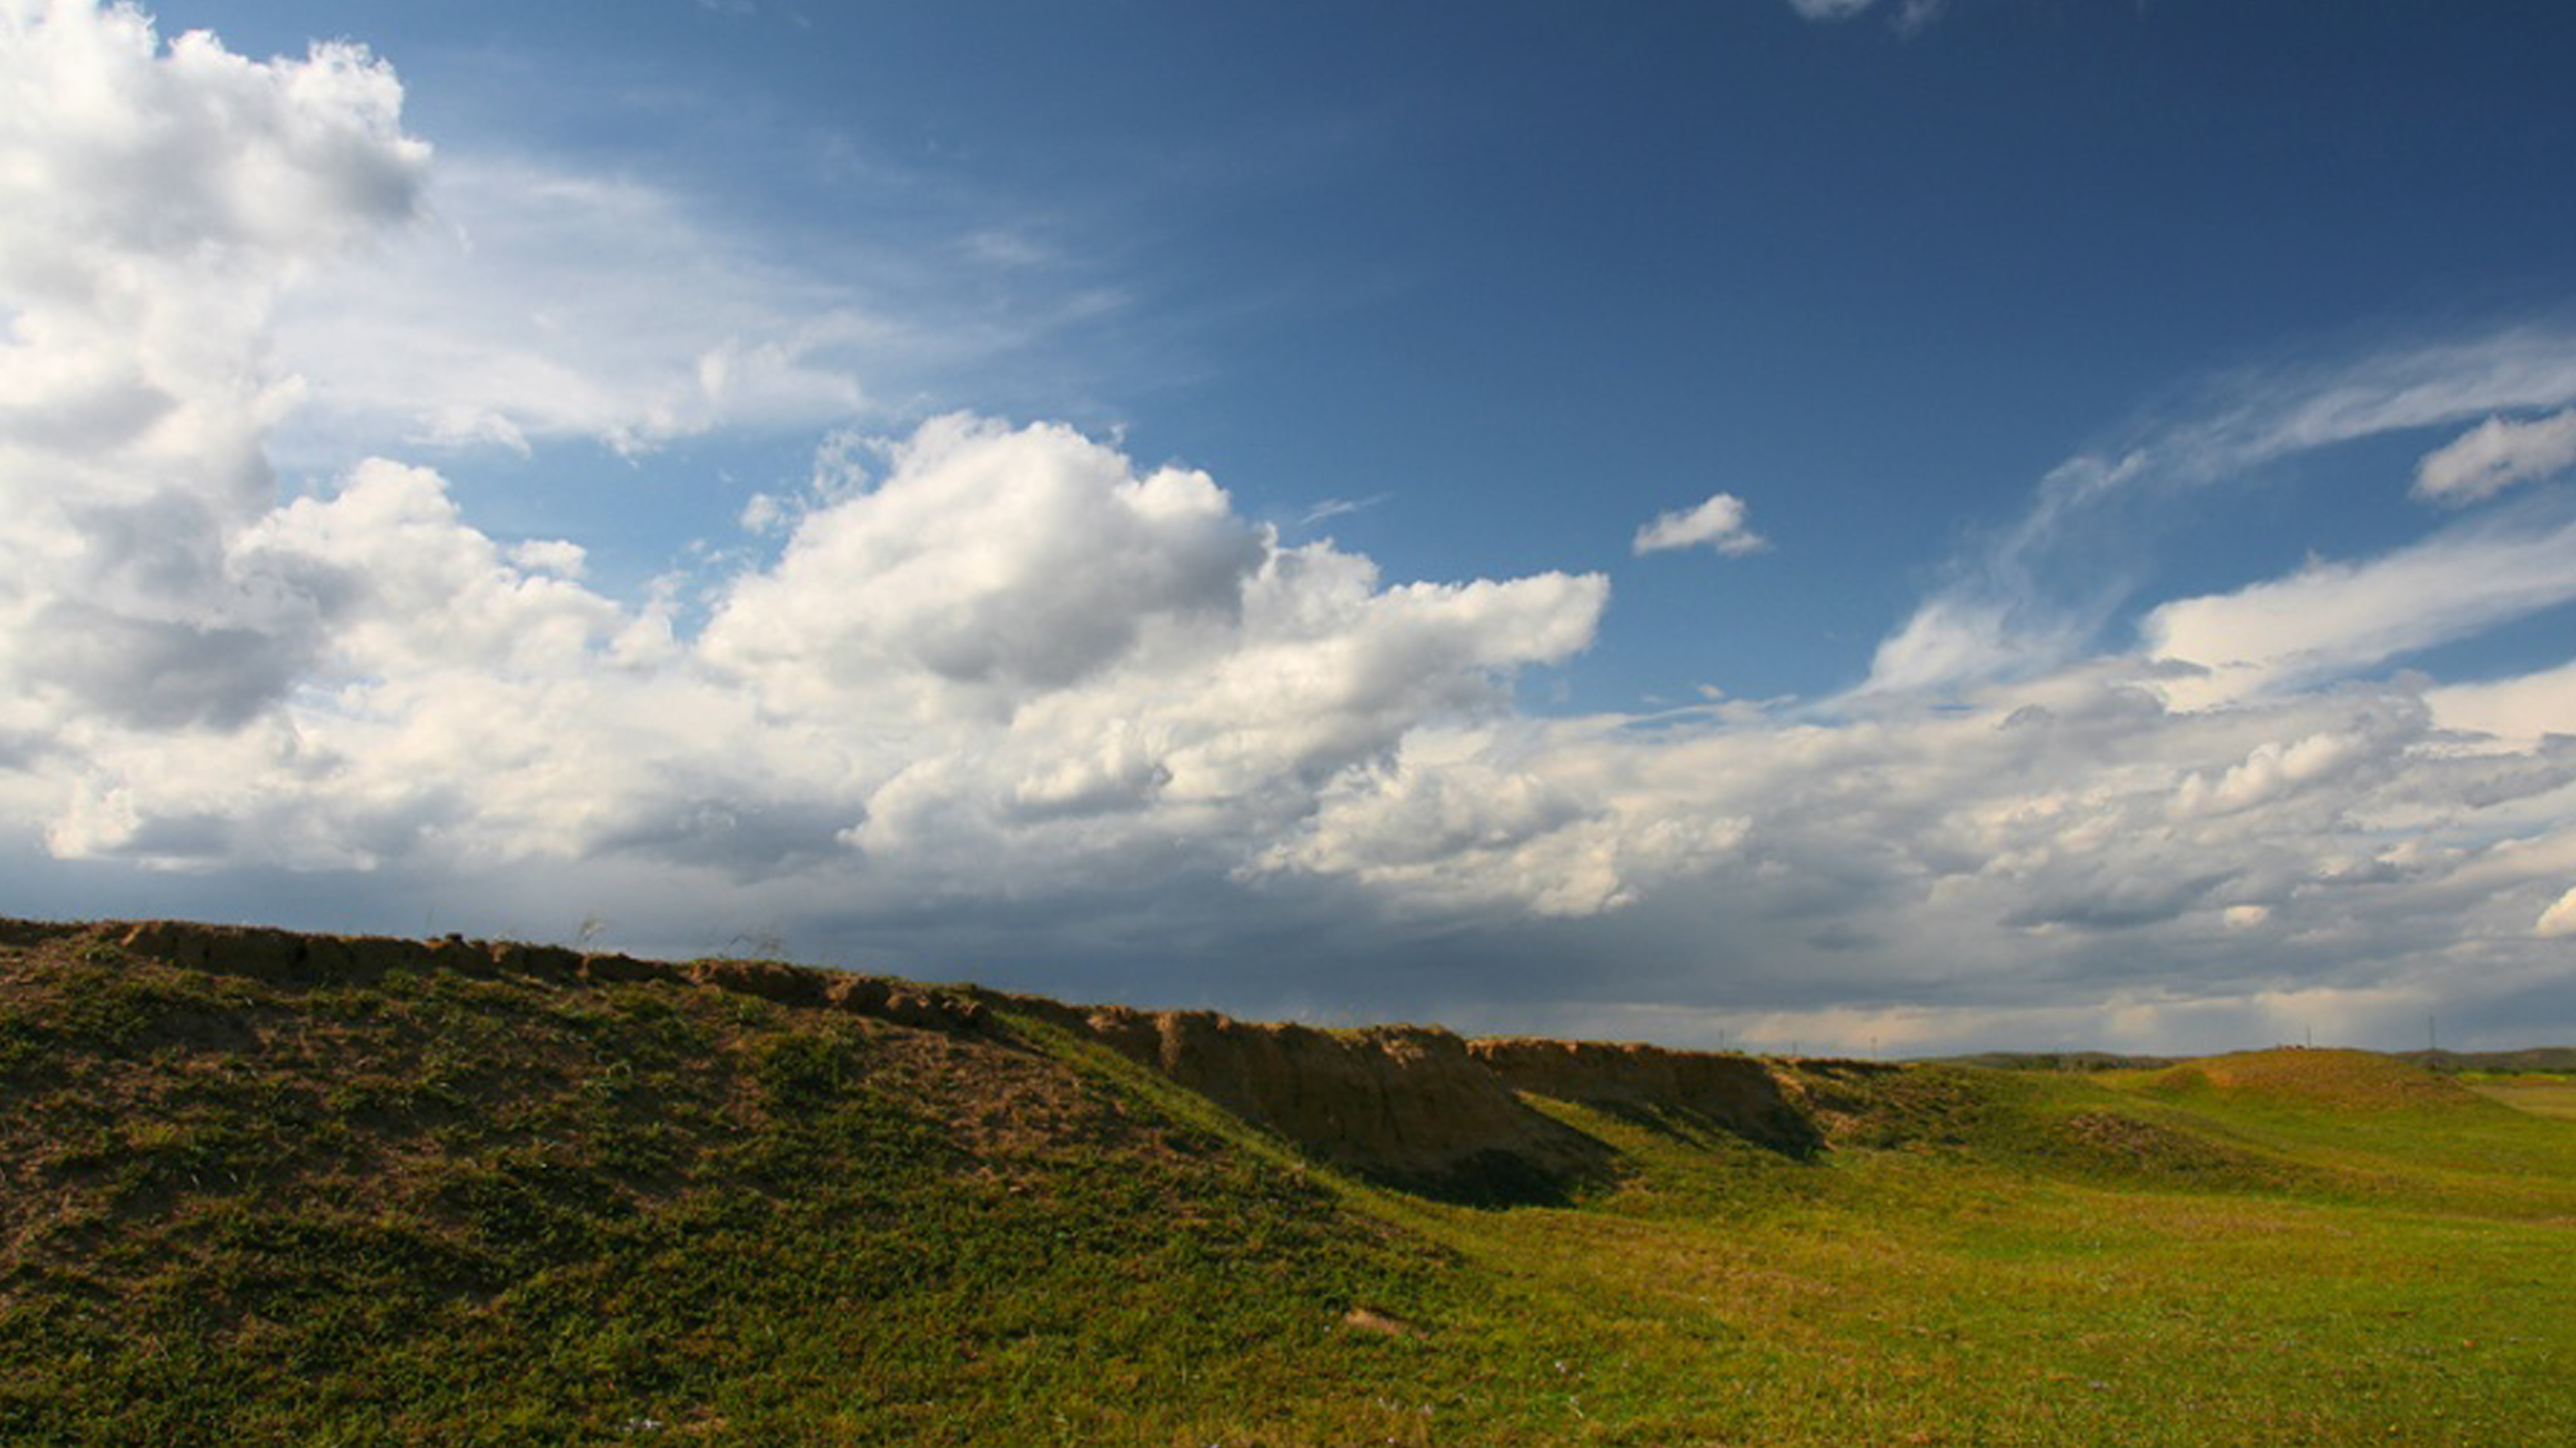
[{"xmin": 4, "ymin": 924, "xmax": 2573, "ymax": 1445}]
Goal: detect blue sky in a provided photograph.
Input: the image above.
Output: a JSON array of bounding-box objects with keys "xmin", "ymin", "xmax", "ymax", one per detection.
[
  {"xmin": 7, "ymin": 0, "xmax": 2576, "ymax": 1054},
  {"xmin": 229, "ymin": 0, "xmax": 2576, "ymax": 703}
]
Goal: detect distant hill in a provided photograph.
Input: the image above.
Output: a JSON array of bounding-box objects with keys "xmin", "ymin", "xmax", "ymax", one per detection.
[
  {"xmin": 7, "ymin": 917, "xmax": 2576, "ymax": 1446},
  {"xmin": 2397, "ymin": 1045, "xmax": 2576, "ymax": 1072},
  {"xmin": 1933, "ymin": 1045, "xmax": 2576, "ymax": 1075},
  {"xmin": 1919, "ymin": 1050, "xmax": 2181, "ymax": 1072}
]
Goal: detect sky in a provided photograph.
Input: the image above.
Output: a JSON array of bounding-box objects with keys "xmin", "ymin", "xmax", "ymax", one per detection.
[{"xmin": 6, "ymin": 0, "xmax": 2576, "ymax": 1055}]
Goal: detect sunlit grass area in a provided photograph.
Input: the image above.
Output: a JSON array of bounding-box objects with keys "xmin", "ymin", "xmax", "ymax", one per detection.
[
  {"xmin": 2460, "ymin": 1071, "xmax": 2576, "ymax": 1121},
  {"xmin": 1348, "ymin": 1072, "xmax": 2576, "ymax": 1446}
]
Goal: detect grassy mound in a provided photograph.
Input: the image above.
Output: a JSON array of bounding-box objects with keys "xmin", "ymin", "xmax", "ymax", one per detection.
[{"xmin": 2126, "ymin": 1047, "xmax": 2497, "ymax": 1113}]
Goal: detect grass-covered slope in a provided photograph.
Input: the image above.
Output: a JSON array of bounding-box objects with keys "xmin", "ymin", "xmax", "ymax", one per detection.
[
  {"xmin": 0, "ymin": 921, "xmax": 1465, "ymax": 1445},
  {"xmin": 7, "ymin": 917, "xmax": 2576, "ymax": 1445}
]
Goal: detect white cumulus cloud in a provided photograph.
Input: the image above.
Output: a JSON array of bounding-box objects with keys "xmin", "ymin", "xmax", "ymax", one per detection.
[
  {"xmin": 0, "ymin": 0, "xmax": 429, "ymax": 732},
  {"xmin": 1632, "ymin": 491, "xmax": 1765, "ymax": 557},
  {"xmin": 0, "ymin": 5, "xmax": 1620, "ymax": 914}
]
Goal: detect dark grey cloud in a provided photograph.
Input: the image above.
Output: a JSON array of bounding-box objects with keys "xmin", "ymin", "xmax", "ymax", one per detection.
[{"xmin": 22, "ymin": 601, "xmax": 318, "ymax": 732}]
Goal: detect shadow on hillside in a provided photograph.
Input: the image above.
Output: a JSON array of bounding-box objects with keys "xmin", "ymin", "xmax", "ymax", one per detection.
[
  {"xmin": 1354, "ymin": 1123, "xmax": 1625, "ymax": 1209},
  {"xmin": 1576, "ymin": 1096, "xmax": 1828, "ymax": 1161}
]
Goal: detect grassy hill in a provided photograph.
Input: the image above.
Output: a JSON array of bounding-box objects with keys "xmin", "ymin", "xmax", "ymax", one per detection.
[{"xmin": 6, "ymin": 919, "xmax": 2576, "ymax": 1445}]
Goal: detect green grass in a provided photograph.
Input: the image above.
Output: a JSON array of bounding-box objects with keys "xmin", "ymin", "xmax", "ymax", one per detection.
[
  {"xmin": 2459, "ymin": 1071, "xmax": 2576, "ymax": 1121},
  {"xmin": 1347, "ymin": 1067, "xmax": 2576, "ymax": 1445},
  {"xmin": 5, "ymin": 928, "xmax": 2576, "ymax": 1444}
]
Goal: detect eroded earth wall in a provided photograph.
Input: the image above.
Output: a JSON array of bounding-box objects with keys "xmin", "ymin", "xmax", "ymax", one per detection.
[{"xmin": 37, "ymin": 916, "xmax": 1832, "ymax": 1203}]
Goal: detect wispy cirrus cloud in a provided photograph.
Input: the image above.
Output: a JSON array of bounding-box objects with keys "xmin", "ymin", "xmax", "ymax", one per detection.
[
  {"xmin": 1864, "ymin": 327, "xmax": 2576, "ymax": 698},
  {"xmin": 2142, "ymin": 501, "xmax": 2576, "ymax": 710},
  {"xmin": 2414, "ymin": 408, "xmax": 2576, "ymax": 505},
  {"xmin": 273, "ymin": 162, "xmax": 877, "ymax": 457},
  {"xmin": 1296, "ymin": 494, "xmax": 1390, "ymax": 529},
  {"xmin": 1782, "ymin": 0, "xmax": 1948, "ymax": 33},
  {"xmin": 269, "ymin": 152, "xmax": 1130, "ymax": 463}
]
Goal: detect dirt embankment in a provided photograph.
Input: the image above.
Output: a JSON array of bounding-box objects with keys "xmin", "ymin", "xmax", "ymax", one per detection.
[
  {"xmin": 1469, "ymin": 1037, "xmax": 1824, "ymax": 1154},
  {"xmin": 998, "ymin": 995, "xmax": 1615, "ymax": 1202}
]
